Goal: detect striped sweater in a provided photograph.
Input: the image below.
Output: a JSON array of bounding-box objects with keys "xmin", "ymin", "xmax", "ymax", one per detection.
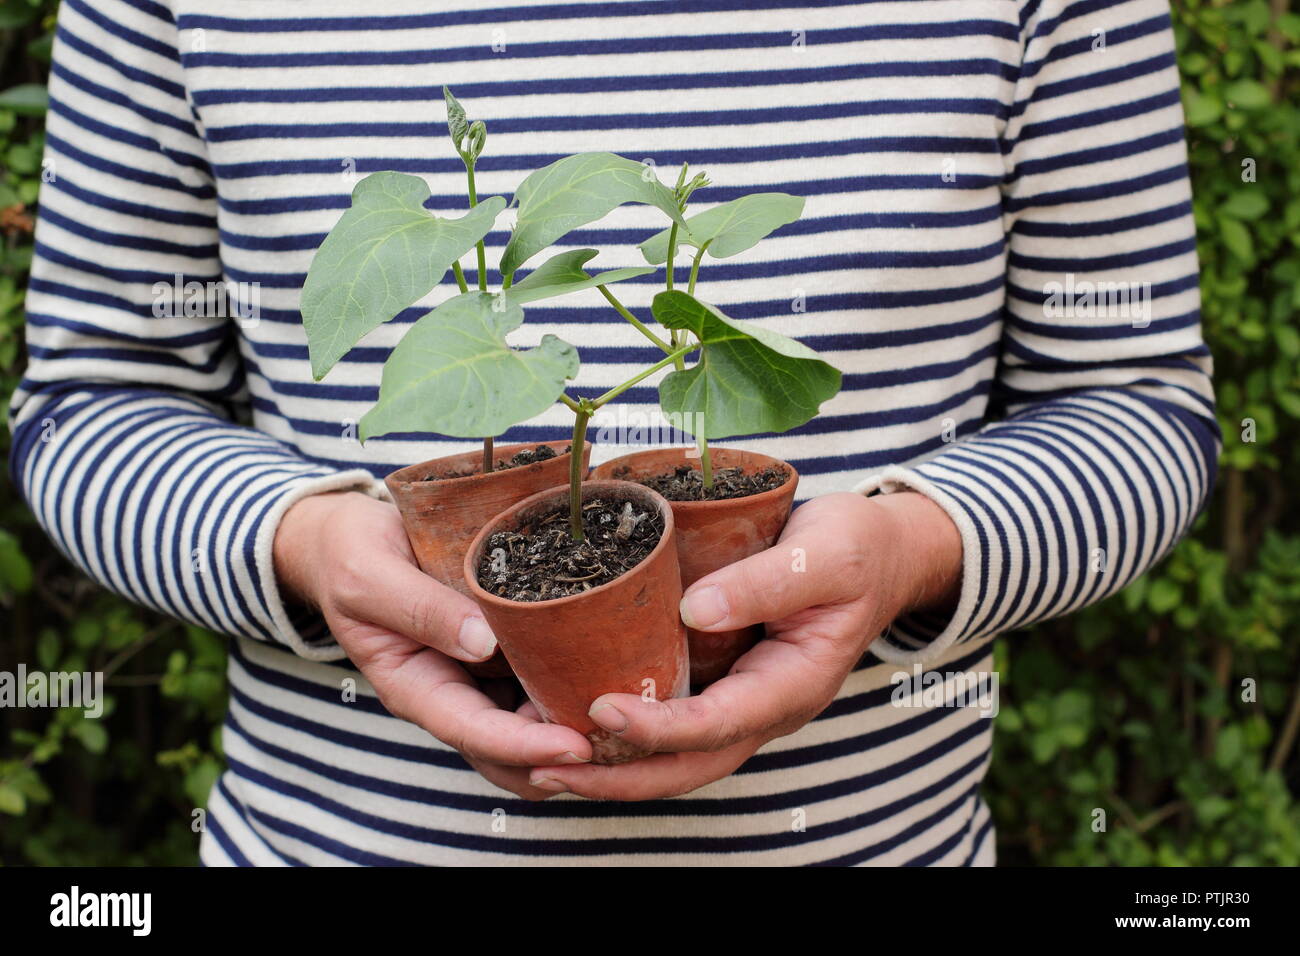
[{"xmin": 9, "ymin": 0, "xmax": 1217, "ymax": 865}]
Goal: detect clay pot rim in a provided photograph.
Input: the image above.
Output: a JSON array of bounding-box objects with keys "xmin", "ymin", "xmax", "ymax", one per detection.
[
  {"xmin": 385, "ymin": 440, "xmax": 592, "ymax": 492},
  {"xmin": 591, "ymin": 446, "xmax": 799, "ymax": 513},
  {"xmin": 463, "ymin": 478, "xmax": 677, "ymax": 610}
]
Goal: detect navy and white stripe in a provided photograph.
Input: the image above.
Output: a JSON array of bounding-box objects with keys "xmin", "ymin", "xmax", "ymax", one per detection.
[{"xmin": 9, "ymin": 0, "xmax": 1215, "ymax": 865}]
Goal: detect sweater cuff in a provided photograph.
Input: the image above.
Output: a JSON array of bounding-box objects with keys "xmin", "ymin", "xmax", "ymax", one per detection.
[
  {"xmin": 853, "ymin": 465, "xmax": 989, "ymax": 666},
  {"xmin": 253, "ymin": 470, "xmax": 388, "ymax": 661}
]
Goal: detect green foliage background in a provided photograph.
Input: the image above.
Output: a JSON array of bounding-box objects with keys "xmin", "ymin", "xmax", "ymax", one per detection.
[{"xmin": 1, "ymin": 0, "xmax": 1297, "ymax": 865}]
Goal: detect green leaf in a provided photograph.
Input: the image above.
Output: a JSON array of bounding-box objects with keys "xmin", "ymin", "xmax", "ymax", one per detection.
[
  {"xmin": 651, "ymin": 291, "xmax": 841, "ymax": 439},
  {"xmin": 1218, "ymin": 216, "xmax": 1255, "ymax": 264},
  {"xmin": 0, "ymin": 528, "xmax": 32, "ymax": 596},
  {"xmin": 1058, "ymin": 724, "xmax": 1087, "ymax": 748},
  {"xmin": 1275, "ymin": 324, "xmax": 1300, "ymax": 357},
  {"xmin": 1219, "ymin": 190, "xmax": 1269, "ymax": 220},
  {"xmin": 72, "ymin": 721, "xmax": 108, "ymax": 755},
  {"xmin": 1030, "ymin": 731, "xmax": 1059, "ymax": 764},
  {"xmin": 185, "ymin": 756, "xmax": 222, "ymax": 808},
  {"xmin": 500, "ymin": 152, "xmax": 685, "ymax": 279},
  {"xmin": 1275, "ymin": 390, "xmax": 1300, "ymax": 419},
  {"xmin": 1195, "ymin": 795, "xmax": 1233, "ymax": 824},
  {"xmin": 0, "ymin": 783, "xmax": 25, "ymax": 816},
  {"xmin": 1065, "ymin": 770, "xmax": 1098, "ymax": 793},
  {"xmin": 1148, "ymin": 578, "xmax": 1182, "ymax": 614},
  {"xmin": 997, "ymin": 705, "xmax": 1023, "ymax": 732},
  {"xmin": 1054, "ymin": 689, "xmax": 1092, "ymax": 724},
  {"xmin": 36, "ymin": 629, "xmax": 59, "ymax": 671},
  {"xmin": 1253, "ymin": 40, "xmax": 1284, "ymax": 76},
  {"xmin": 1224, "ymin": 79, "xmax": 1271, "ymax": 110},
  {"xmin": 0, "ymin": 0, "xmax": 39, "ymax": 30},
  {"xmin": 1235, "ymin": 0, "xmax": 1271, "ymax": 36},
  {"xmin": 1215, "ymin": 724, "xmax": 1243, "ymax": 768},
  {"xmin": 359, "ymin": 292, "xmax": 578, "ymax": 441},
  {"xmin": 506, "ymin": 248, "xmax": 653, "ymax": 305},
  {"xmin": 8, "ymin": 766, "xmax": 50, "ymax": 805},
  {"xmin": 301, "ymin": 172, "xmax": 505, "ymax": 379},
  {"xmin": 443, "ymin": 86, "xmax": 468, "ymax": 151},
  {"xmin": 639, "ymin": 192, "xmax": 805, "ymax": 264},
  {"xmin": 1181, "ymin": 88, "xmax": 1222, "ymax": 127},
  {"xmin": 1023, "ymin": 699, "xmax": 1050, "ymax": 728},
  {"xmin": 0, "ymin": 83, "xmax": 47, "ymax": 116},
  {"xmin": 26, "ymin": 32, "xmax": 53, "ymax": 64},
  {"xmin": 6, "ymin": 139, "xmax": 40, "ymax": 175},
  {"xmin": 72, "ymin": 617, "xmax": 101, "ymax": 649}
]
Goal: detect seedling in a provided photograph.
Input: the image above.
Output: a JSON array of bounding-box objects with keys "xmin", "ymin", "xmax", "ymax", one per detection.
[{"xmin": 301, "ymin": 90, "xmax": 840, "ymax": 547}]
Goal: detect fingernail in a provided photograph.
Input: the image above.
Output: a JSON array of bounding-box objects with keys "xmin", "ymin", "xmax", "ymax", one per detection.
[
  {"xmin": 530, "ymin": 775, "xmax": 569, "ymax": 792},
  {"xmin": 589, "ymin": 702, "xmax": 628, "ymax": 734},
  {"xmin": 551, "ymin": 751, "xmax": 589, "ymax": 765},
  {"xmin": 680, "ymin": 585, "xmax": 728, "ymax": 629},
  {"xmin": 458, "ymin": 616, "xmax": 497, "ymax": 661}
]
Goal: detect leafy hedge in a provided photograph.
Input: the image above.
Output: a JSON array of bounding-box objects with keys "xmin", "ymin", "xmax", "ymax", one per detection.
[
  {"xmin": 1, "ymin": 0, "xmax": 1297, "ymax": 865},
  {"xmin": 989, "ymin": 0, "xmax": 1300, "ymax": 865},
  {"xmin": 0, "ymin": 0, "xmax": 224, "ymax": 865}
]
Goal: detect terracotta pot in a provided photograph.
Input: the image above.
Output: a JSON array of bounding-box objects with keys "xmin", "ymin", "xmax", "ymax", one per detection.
[
  {"xmin": 463, "ymin": 479, "xmax": 689, "ymax": 765},
  {"xmin": 385, "ymin": 441, "xmax": 592, "ymax": 678},
  {"xmin": 591, "ymin": 447, "xmax": 798, "ymax": 687}
]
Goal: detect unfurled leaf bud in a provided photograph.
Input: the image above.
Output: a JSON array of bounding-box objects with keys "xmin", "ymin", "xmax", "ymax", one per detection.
[
  {"xmin": 444, "ymin": 86, "xmax": 469, "ymax": 150},
  {"xmin": 467, "ymin": 120, "xmax": 487, "ymax": 160},
  {"xmin": 681, "ymin": 171, "xmax": 710, "ymax": 204}
]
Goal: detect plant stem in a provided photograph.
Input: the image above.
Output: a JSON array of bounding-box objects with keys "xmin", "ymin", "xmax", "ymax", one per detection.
[
  {"xmin": 453, "ymin": 166, "xmax": 488, "ymax": 469},
  {"xmin": 670, "ymin": 332, "xmax": 687, "ymax": 371},
  {"xmin": 558, "ymin": 392, "xmax": 583, "ymax": 413},
  {"xmin": 1269, "ymin": 665, "xmax": 1300, "ymax": 772},
  {"xmin": 590, "ymin": 344, "xmax": 696, "ymax": 409},
  {"xmin": 670, "ymin": 217, "xmax": 710, "ymax": 484},
  {"xmin": 691, "ymin": 342, "xmax": 712, "ymax": 489},
  {"xmin": 456, "ymin": 156, "xmax": 492, "ymax": 471},
  {"xmin": 465, "ymin": 163, "xmax": 488, "ymax": 291},
  {"xmin": 674, "ymin": 245, "xmax": 711, "ymax": 374},
  {"xmin": 697, "ymin": 433, "xmax": 713, "ymax": 492},
  {"xmin": 597, "ymin": 285, "xmax": 673, "ymax": 353},
  {"xmin": 665, "ymin": 223, "xmax": 679, "ymax": 292},
  {"xmin": 569, "ymin": 406, "xmax": 590, "ymax": 542},
  {"xmin": 688, "ymin": 245, "xmax": 707, "ymax": 295}
]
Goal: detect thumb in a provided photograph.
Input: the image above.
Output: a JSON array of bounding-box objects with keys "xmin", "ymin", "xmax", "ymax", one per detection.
[
  {"xmin": 333, "ymin": 547, "xmax": 499, "ymax": 663},
  {"xmin": 678, "ymin": 525, "xmax": 857, "ymax": 631}
]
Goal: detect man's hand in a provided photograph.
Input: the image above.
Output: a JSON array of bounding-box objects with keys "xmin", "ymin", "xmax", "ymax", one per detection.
[
  {"xmin": 525, "ymin": 491, "xmax": 963, "ymax": 800},
  {"xmin": 273, "ymin": 491, "xmax": 592, "ymax": 799}
]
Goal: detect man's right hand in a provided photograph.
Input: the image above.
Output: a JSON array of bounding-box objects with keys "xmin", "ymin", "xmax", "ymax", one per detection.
[{"xmin": 272, "ymin": 490, "xmax": 591, "ymax": 799}]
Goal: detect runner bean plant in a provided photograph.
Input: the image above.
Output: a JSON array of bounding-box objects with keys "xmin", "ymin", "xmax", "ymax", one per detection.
[{"xmin": 301, "ymin": 89, "xmax": 840, "ymax": 540}]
